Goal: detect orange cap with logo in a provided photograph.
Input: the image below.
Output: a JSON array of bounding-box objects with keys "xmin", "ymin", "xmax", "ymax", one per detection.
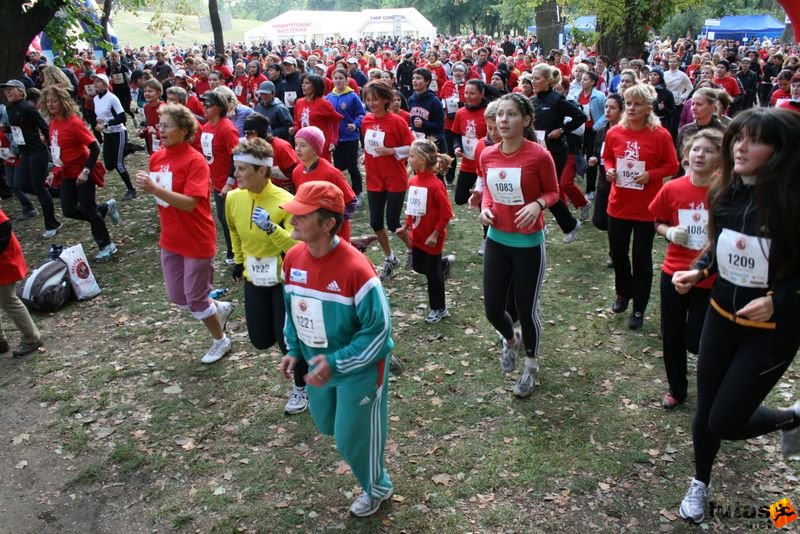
[{"xmin": 281, "ymin": 181, "xmax": 345, "ymax": 215}]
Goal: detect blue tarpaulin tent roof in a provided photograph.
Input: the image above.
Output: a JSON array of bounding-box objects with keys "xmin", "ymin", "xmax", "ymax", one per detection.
[
  {"xmin": 528, "ymin": 15, "xmax": 596, "ymax": 34},
  {"xmin": 710, "ymin": 14, "xmax": 785, "ymax": 41}
]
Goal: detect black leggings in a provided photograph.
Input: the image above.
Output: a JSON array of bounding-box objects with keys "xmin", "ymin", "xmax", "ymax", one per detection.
[
  {"xmin": 591, "ymin": 168, "xmax": 610, "ymax": 231},
  {"xmin": 444, "ymin": 130, "xmax": 458, "ymax": 184},
  {"xmin": 60, "ymin": 178, "xmax": 111, "ymax": 248},
  {"xmin": 454, "ymin": 170, "xmax": 477, "ymax": 206},
  {"xmin": 483, "ymin": 238, "xmax": 546, "ymax": 358},
  {"xmin": 411, "ymin": 247, "xmax": 445, "ymax": 310},
  {"xmin": 583, "ymin": 129, "xmax": 597, "ymax": 195},
  {"xmin": 102, "ymin": 130, "xmax": 134, "ymax": 191},
  {"xmin": 607, "ymin": 215, "xmax": 655, "ymax": 313},
  {"xmin": 213, "ymin": 190, "xmax": 233, "ymax": 258},
  {"xmin": 548, "ymin": 150, "xmax": 578, "ymax": 234},
  {"xmin": 333, "ymin": 139, "xmax": 363, "ymax": 196},
  {"xmin": 17, "ymin": 148, "xmax": 59, "ymax": 230},
  {"xmin": 692, "ymin": 308, "xmax": 800, "ymax": 484},
  {"xmin": 659, "ymin": 272, "xmax": 710, "ymax": 400},
  {"xmin": 367, "ymin": 190, "xmax": 405, "ymax": 232},
  {"xmin": 243, "ymin": 281, "xmax": 307, "ymax": 387}
]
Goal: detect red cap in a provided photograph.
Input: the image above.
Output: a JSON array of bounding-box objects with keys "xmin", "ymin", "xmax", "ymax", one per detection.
[{"xmin": 281, "ymin": 181, "xmax": 344, "ymax": 215}]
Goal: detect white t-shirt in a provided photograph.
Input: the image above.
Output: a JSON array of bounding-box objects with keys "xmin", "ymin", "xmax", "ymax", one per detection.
[{"xmin": 93, "ymin": 91, "xmax": 126, "ymax": 133}]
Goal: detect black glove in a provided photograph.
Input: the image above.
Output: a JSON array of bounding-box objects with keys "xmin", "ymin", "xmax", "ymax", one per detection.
[{"xmin": 232, "ymin": 263, "xmax": 244, "ymax": 282}]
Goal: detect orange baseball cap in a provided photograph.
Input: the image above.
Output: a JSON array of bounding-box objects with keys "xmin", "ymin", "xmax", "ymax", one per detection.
[{"xmin": 281, "ymin": 181, "xmax": 344, "ymax": 215}]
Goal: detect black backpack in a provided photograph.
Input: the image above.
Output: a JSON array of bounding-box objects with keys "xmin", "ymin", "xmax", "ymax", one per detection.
[{"xmin": 16, "ymin": 259, "xmax": 73, "ymax": 312}]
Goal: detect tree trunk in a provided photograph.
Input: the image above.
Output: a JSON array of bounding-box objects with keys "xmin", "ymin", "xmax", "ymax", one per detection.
[
  {"xmin": 208, "ymin": 0, "xmax": 225, "ymax": 55},
  {"xmin": 101, "ymin": 0, "xmax": 113, "ymax": 50},
  {"xmin": 535, "ymin": 0, "xmax": 561, "ymax": 53},
  {"xmin": 782, "ymin": 23, "xmax": 794, "ymax": 44},
  {"xmin": 0, "ymin": 1, "xmax": 63, "ymax": 86}
]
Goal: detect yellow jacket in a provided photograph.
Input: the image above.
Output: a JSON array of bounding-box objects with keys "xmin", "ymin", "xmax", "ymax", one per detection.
[{"xmin": 225, "ymin": 181, "xmax": 297, "ymax": 284}]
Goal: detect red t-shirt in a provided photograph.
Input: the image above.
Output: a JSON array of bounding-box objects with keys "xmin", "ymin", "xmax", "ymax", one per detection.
[
  {"xmin": 602, "ymin": 125, "xmax": 680, "ymax": 222},
  {"xmin": 269, "ymin": 136, "xmax": 300, "ymax": 192},
  {"xmin": 49, "ymin": 115, "xmax": 97, "ymax": 179},
  {"xmin": 393, "ymin": 109, "xmax": 410, "ymax": 124},
  {"xmin": 479, "ymin": 140, "xmax": 560, "ymax": 234},
  {"xmin": 194, "ymin": 79, "xmax": 211, "ymax": 97},
  {"xmin": 0, "ymin": 209, "xmax": 26, "ymax": 285},
  {"xmin": 248, "ymin": 73, "xmax": 267, "ymax": 102},
  {"xmin": 648, "ymin": 175, "xmax": 715, "ymax": 289},
  {"xmin": 232, "ymin": 75, "xmax": 249, "ymax": 105},
  {"xmin": 186, "ymin": 95, "xmax": 206, "ymax": 123},
  {"xmin": 578, "ymin": 92, "xmax": 593, "ymax": 130},
  {"xmin": 142, "ymin": 100, "xmax": 164, "ymax": 154},
  {"xmin": 150, "ymin": 142, "xmax": 216, "ymax": 258},
  {"xmin": 198, "ymin": 118, "xmax": 240, "ymax": 192},
  {"xmin": 439, "ymin": 80, "xmax": 466, "ymax": 130},
  {"xmin": 361, "ymin": 112, "xmax": 415, "ymax": 193},
  {"xmin": 213, "ymin": 64, "xmax": 234, "ymax": 81},
  {"xmin": 771, "ymin": 87, "xmax": 791, "ymax": 106},
  {"xmin": 291, "ymin": 158, "xmax": 356, "ymax": 241},
  {"xmin": 556, "ymin": 63, "xmax": 572, "ymax": 82},
  {"xmin": 404, "ymin": 171, "xmax": 453, "ymax": 255},
  {"xmin": 472, "ymin": 61, "xmax": 497, "ymax": 83},
  {"xmin": 451, "ymin": 106, "xmax": 488, "ymax": 174},
  {"xmin": 293, "ymin": 97, "xmax": 343, "ymax": 162},
  {"xmin": 714, "ymin": 75, "xmax": 741, "ymax": 98},
  {"xmin": 0, "ymin": 131, "xmax": 19, "ymax": 167}
]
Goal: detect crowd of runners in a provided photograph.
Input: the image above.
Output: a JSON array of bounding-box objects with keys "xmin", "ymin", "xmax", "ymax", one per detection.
[{"xmin": 1, "ymin": 28, "xmax": 799, "ymax": 521}]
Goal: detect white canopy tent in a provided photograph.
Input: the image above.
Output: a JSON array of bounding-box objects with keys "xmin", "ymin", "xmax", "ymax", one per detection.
[{"xmin": 243, "ymin": 8, "xmax": 436, "ymax": 45}]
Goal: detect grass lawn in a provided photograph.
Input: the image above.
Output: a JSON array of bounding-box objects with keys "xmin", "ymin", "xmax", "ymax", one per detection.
[
  {"xmin": 110, "ymin": 10, "xmax": 264, "ymax": 49},
  {"xmin": 1, "ymin": 148, "xmax": 799, "ymax": 533}
]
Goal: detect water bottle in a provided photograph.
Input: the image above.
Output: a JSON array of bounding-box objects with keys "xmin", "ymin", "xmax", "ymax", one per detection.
[{"xmin": 209, "ymin": 288, "xmax": 228, "ymax": 299}]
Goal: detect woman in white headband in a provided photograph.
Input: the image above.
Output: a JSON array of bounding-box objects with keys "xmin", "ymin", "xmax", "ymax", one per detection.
[{"xmin": 225, "ymin": 138, "xmax": 308, "ymax": 415}]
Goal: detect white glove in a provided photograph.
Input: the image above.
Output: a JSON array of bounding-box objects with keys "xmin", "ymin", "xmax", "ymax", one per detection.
[{"xmin": 666, "ymin": 226, "xmax": 689, "ymax": 246}]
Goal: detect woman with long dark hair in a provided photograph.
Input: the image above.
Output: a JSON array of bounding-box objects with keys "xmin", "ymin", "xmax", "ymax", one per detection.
[
  {"xmin": 291, "ymin": 73, "xmax": 342, "ymax": 163},
  {"xmin": 479, "ymin": 93, "xmax": 559, "ymax": 399},
  {"xmin": 673, "ymin": 107, "xmax": 800, "ymax": 524}
]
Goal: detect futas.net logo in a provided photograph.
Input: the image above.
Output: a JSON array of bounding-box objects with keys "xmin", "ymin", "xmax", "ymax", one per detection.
[{"xmin": 708, "ymin": 497, "xmax": 798, "ymax": 529}]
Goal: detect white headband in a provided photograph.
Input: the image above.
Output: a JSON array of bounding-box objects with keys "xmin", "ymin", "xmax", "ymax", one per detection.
[{"xmin": 233, "ymin": 154, "xmax": 273, "ymax": 167}]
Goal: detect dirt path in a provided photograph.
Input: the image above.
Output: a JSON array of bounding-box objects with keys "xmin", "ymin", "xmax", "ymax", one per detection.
[{"xmin": 0, "ymin": 352, "xmax": 153, "ymax": 534}]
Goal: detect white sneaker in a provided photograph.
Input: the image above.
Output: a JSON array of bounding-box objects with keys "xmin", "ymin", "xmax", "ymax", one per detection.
[
  {"xmin": 579, "ymin": 203, "xmax": 591, "ymax": 222},
  {"xmin": 201, "ymin": 336, "xmax": 231, "ymax": 364},
  {"xmin": 442, "ymin": 254, "xmax": 456, "ymax": 281},
  {"xmin": 106, "ymin": 199, "xmax": 121, "ymax": 224},
  {"xmin": 679, "ymin": 478, "xmax": 710, "ymax": 524},
  {"xmin": 284, "ymin": 386, "xmax": 308, "ymax": 415},
  {"xmin": 94, "ymin": 242, "xmax": 118, "ymax": 262},
  {"xmin": 349, "ymin": 488, "xmax": 394, "ymax": 517},
  {"xmin": 41, "ymin": 223, "xmax": 63, "ymax": 239},
  {"xmin": 215, "ymin": 300, "xmax": 235, "ymax": 332},
  {"xmin": 781, "ymin": 401, "xmax": 800, "ymax": 455},
  {"xmin": 513, "ymin": 363, "xmax": 539, "ymax": 398},
  {"xmin": 562, "ymin": 221, "xmax": 581, "ymax": 244},
  {"xmin": 500, "ymin": 330, "xmax": 521, "ymax": 374}
]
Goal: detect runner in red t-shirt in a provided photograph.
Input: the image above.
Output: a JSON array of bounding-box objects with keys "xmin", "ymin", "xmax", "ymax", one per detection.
[{"xmin": 135, "ymin": 103, "xmax": 234, "ymax": 365}]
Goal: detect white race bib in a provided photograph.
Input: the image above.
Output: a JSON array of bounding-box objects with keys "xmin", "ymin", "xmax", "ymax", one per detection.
[
  {"xmin": 246, "ymin": 255, "xmax": 279, "ymax": 287},
  {"xmin": 364, "ymin": 129, "xmax": 385, "ymax": 157},
  {"xmin": 534, "ymin": 129, "xmax": 546, "ymax": 145},
  {"xmin": 50, "ymin": 142, "xmax": 63, "ymax": 167},
  {"xmin": 677, "ymin": 209, "xmax": 709, "ymax": 251},
  {"xmin": 445, "ymin": 96, "xmax": 459, "ymax": 113},
  {"xmin": 285, "ymin": 91, "xmax": 297, "ymax": 107},
  {"xmin": 717, "ymin": 229, "xmax": 771, "ymax": 288},
  {"xmin": 10, "ymin": 126, "xmax": 24, "ymax": 146},
  {"xmin": 200, "ymin": 132, "xmax": 214, "ymax": 162},
  {"xmin": 85, "ymin": 84, "xmax": 96, "ymax": 96},
  {"xmin": 112, "ymin": 73, "xmax": 124, "ymax": 84},
  {"xmin": 234, "ymin": 84, "xmax": 243, "ymax": 96},
  {"xmin": 486, "ymin": 167, "xmax": 524, "ymax": 205},
  {"xmin": 406, "ymin": 185, "xmax": 428, "ymax": 216},
  {"xmin": 616, "ymin": 158, "xmax": 645, "ymax": 190},
  {"xmin": 430, "ymin": 79, "xmax": 438, "ymax": 93},
  {"xmin": 462, "ymin": 136, "xmax": 478, "ymax": 160},
  {"xmin": 151, "ymin": 136, "xmax": 161, "ymax": 152},
  {"xmin": 290, "ymin": 295, "xmax": 328, "ymax": 348},
  {"xmin": 413, "ymin": 130, "xmax": 426, "ymax": 140},
  {"xmin": 0, "ymin": 147, "xmax": 12, "ymax": 161},
  {"xmin": 150, "ymin": 171, "xmax": 173, "ymax": 208}
]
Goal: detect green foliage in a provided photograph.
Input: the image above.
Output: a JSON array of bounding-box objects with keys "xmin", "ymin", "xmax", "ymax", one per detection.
[
  {"xmin": 659, "ymin": 9, "xmax": 704, "ymax": 40},
  {"xmin": 43, "ymin": 0, "xmax": 110, "ymax": 63},
  {"xmin": 659, "ymin": 0, "xmax": 786, "ymax": 39}
]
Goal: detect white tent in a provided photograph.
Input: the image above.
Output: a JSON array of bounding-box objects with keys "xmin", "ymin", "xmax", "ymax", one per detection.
[{"xmin": 243, "ymin": 8, "xmax": 436, "ymax": 45}]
